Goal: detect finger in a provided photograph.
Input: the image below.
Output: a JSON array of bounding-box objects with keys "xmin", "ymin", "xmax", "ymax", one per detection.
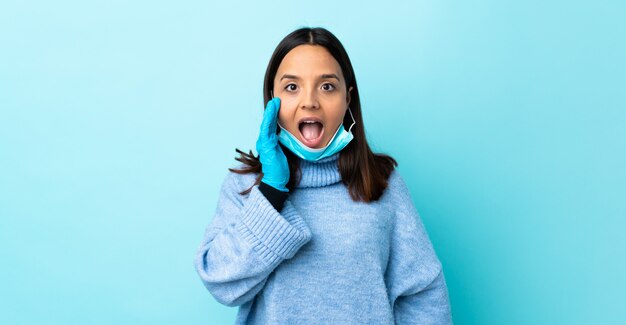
[
  {"xmin": 258, "ymin": 98, "xmax": 279, "ymax": 144},
  {"xmin": 259, "ymin": 100, "xmax": 273, "ymax": 138},
  {"xmin": 265, "ymin": 98, "xmax": 280, "ymax": 135},
  {"xmin": 261, "ymin": 98, "xmax": 280, "ymax": 136}
]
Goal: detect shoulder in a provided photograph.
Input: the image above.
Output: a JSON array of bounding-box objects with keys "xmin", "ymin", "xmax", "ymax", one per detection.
[
  {"xmin": 381, "ymin": 169, "xmax": 425, "ymax": 222},
  {"xmin": 383, "ymin": 168, "xmax": 413, "ymax": 203},
  {"xmin": 219, "ymin": 163, "xmax": 260, "ymax": 194}
]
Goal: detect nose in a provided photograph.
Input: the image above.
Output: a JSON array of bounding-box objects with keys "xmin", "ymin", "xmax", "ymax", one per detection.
[{"xmin": 299, "ymin": 87, "xmax": 320, "ymax": 110}]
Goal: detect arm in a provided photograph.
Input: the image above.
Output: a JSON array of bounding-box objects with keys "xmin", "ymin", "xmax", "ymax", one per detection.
[
  {"xmin": 258, "ymin": 180, "xmax": 289, "ymax": 212},
  {"xmin": 385, "ymin": 172, "xmax": 453, "ymax": 324},
  {"xmin": 194, "ymin": 171, "xmax": 312, "ymax": 307}
]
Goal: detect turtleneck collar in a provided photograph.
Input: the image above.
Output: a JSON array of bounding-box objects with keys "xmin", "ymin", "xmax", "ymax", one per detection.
[{"xmin": 296, "ymin": 152, "xmax": 342, "ymax": 188}]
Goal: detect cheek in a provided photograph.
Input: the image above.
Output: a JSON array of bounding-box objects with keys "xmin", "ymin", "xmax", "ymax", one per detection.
[
  {"xmin": 278, "ymin": 95, "xmax": 298, "ymax": 106},
  {"xmin": 326, "ymin": 109, "xmax": 347, "ymax": 133},
  {"xmin": 277, "ymin": 110, "xmax": 288, "ymax": 126},
  {"xmin": 277, "ymin": 102, "xmax": 295, "ymax": 126}
]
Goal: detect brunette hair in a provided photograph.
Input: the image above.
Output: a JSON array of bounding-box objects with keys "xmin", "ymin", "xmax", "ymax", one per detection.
[{"xmin": 229, "ymin": 27, "xmax": 397, "ymax": 202}]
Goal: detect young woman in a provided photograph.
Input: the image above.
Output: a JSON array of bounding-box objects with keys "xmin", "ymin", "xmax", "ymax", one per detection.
[{"xmin": 195, "ymin": 27, "xmax": 453, "ymax": 324}]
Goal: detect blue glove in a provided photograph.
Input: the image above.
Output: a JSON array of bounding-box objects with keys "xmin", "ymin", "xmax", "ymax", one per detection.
[{"xmin": 256, "ymin": 97, "xmax": 290, "ymax": 192}]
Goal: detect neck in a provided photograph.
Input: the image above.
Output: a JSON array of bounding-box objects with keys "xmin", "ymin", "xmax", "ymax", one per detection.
[{"xmin": 296, "ymin": 152, "xmax": 342, "ymax": 188}]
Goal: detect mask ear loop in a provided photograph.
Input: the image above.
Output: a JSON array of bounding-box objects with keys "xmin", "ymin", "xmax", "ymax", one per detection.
[{"xmin": 347, "ymin": 106, "xmax": 356, "ymax": 133}]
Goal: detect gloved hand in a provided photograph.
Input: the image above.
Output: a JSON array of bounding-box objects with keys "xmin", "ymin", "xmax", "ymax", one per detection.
[{"xmin": 256, "ymin": 97, "xmax": 290, "ymax": 192}]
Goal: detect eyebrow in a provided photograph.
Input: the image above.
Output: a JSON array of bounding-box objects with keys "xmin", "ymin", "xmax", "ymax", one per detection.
[{"xmin": 280, "ymin": 73, "xmax": 340, "ymax": 81}]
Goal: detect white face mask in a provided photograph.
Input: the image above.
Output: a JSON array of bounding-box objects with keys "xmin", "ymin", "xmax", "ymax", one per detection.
[{"xmin": 277, "ymin": 107, "xmax": 356, "ymax": 161}]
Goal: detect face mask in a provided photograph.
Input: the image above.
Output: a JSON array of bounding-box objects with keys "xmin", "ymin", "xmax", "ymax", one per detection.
[{"xmin": 276, "ymin": 106, "xmax": 356, "ymax": 161}]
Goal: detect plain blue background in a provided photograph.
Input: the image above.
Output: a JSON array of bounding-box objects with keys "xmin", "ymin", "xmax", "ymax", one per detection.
[{"xmin": 1, "ymin": 1, "xmax": 624, "ymax": 324}]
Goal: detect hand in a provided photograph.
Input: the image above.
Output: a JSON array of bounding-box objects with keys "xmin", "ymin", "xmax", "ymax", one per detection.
[{"xmin": 256, "ymin": 97, "xmax": 290, "ymax": 192}]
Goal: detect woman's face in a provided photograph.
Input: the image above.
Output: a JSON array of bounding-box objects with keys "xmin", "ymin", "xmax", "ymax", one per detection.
[{"xmin": 273, "ymin": 44, "xmax": 353, "ymax": 149}]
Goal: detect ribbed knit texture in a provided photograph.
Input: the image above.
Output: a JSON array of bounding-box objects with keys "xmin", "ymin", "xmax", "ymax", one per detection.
[
  {"xmin": 195, "ymin": 152, "xmax": 453, "ymax": 324},
  {"xmin": 296, "ymin": 153, "xmax": 343, "ymax": 188}
]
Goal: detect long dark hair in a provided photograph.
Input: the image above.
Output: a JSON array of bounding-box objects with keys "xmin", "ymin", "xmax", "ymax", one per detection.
[{"xmin": 230, "ymin": 27, "xmax": 397, "ymax": 202}]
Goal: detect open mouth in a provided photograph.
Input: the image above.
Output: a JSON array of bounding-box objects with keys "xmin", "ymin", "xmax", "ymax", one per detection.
[{"xmin": 298, "ymin": 119, "xmax": 325, "ymax": 148}]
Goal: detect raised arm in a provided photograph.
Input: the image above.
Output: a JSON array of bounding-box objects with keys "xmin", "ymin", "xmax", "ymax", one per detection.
[{"xmin": 194, "ymin": 172, "xmax": 312, "ymax": 307}]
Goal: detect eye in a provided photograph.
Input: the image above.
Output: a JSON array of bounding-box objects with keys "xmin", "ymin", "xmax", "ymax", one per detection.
[
  {"xmin": 322, "ymin": 83, "xmax": 336, "ymax": 91},
  {"xmin": 285, "ymin": 83, "xmax": 297, "ymax": 92}
]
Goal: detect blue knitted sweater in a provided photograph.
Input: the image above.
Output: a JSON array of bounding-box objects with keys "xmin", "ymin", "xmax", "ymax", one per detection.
[{"xmin": 194, "ymin": 152, "xmax": 453, "ymax": 324}]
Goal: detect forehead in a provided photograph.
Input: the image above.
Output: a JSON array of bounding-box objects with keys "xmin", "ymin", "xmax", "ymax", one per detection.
[{"xmin": 276, "ymin": 45, "xmax": 343, "ymax": 80}]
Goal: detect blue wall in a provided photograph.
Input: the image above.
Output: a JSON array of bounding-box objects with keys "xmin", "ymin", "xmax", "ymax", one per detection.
[{"xmin": 1, "ymin": 1, "xmax": 624, "ymax": 324}]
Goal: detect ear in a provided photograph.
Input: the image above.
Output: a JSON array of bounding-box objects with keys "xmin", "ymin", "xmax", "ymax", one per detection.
[{"xmin": 347, "ymin": 86, "xmax": 353, "ymax": 107}]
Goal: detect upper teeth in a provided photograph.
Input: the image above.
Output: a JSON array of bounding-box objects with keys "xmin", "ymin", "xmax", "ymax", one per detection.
[{"xmin": 303, "ymin": 121, "xmax": 317, "ymax": 123}]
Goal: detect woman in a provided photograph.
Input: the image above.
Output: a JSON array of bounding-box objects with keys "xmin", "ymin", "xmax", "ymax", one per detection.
[{"xmin": 195, "ymin": 27, "xmax": 453, "ymax": 324}]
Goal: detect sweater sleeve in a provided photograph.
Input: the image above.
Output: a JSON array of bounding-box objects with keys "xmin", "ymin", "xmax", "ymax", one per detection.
[
  {"xmin": 194, "ymin": 171, "xmax": 312, "ymax": 307},
  {"xmin": 384, "ymin": 171, "xmax": 453, "ymax": 324}
]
